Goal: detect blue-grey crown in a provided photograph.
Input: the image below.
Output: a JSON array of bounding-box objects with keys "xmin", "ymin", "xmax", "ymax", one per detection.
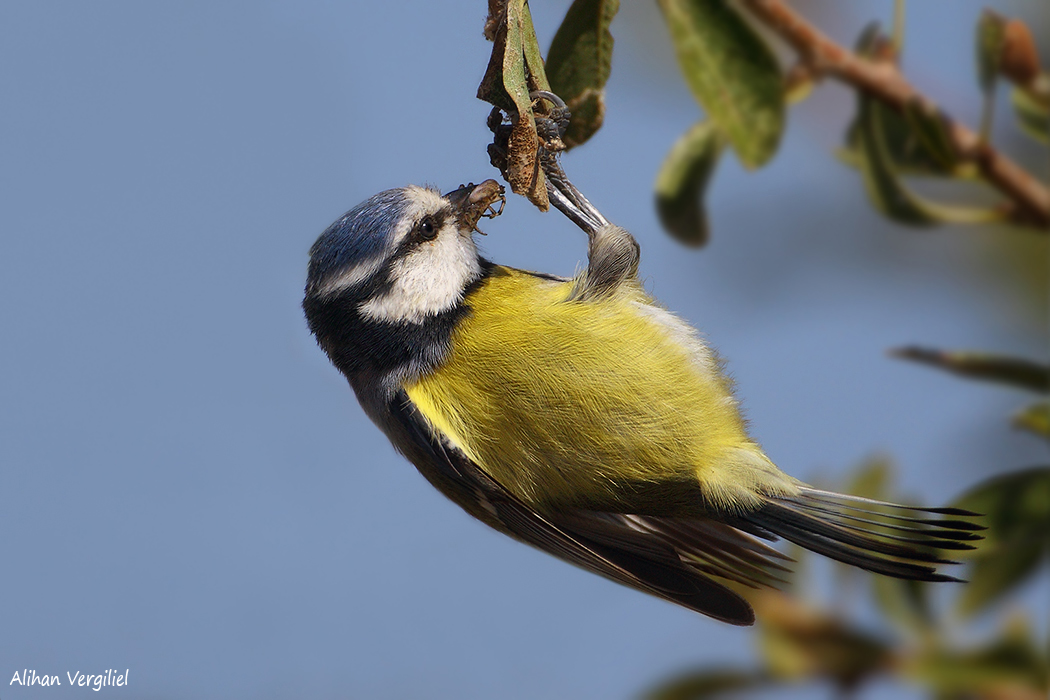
[{"xmin": 306, "ymin": 188, "xmax": 409, "ymax": 292}]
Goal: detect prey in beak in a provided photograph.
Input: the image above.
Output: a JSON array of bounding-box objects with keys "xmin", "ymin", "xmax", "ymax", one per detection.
[{"xmin": 445, "ymin": 179, "xmax": 505, "ymax": 235}]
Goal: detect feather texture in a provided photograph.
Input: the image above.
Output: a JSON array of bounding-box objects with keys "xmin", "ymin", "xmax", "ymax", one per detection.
[
  {"xmin": 405, "ymin": 265, "xmax": 799, "ymax": 514},
  {"xmin": 304, "ymin": 184, "xmax": 982, "ymax": 624}
]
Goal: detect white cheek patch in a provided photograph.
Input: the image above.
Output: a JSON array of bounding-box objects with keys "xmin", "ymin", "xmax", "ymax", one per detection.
[
  {"xmin": 316, "ymin": 186, "xmax": 450, "ymax": 299},
  {"xmin": 358, "ymin": 223, "xmax": 482, "ymax": 324}
]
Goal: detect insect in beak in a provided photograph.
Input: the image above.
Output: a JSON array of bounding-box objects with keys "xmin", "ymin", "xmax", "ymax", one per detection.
[{"xmin": 445, "ymin": 179, "xmax": 505, "ymax": 235}]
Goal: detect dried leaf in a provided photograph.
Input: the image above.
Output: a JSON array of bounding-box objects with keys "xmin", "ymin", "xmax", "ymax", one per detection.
[
  {"xmin": 478, "ymin": 1, "xmax": 516, "ymax": 113},
  {"xmin": 890, "ymin": 347, "xmax": 1050, "ymax": 393},
  {"xmin": 477, "ymin": 0, "xmax": 550, "ymax": 209},
  {"xmin": 1000, "ymin": 19, "xmax": 1040, "ymax": 86},
  {"xmin": 546, "ymin": 0, "xmax": 619, "ymax": 149},
  {"xmin": 654, "ymin": 121, "xmax": 724, "ymax": 247},
  {"xmin": 656, "ymin": 0, "xmax": 783, "ymax": 169}
]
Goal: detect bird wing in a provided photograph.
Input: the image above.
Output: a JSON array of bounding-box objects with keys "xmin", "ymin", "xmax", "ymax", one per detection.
[{"xmin": 388, "ymin": 389, "xmax": 801, "ymax": 625}]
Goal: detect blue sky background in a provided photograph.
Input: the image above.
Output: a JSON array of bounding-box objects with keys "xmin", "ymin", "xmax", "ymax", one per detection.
[{"xmin": 1, "ymin": 1, "xmax": 1047, "ymax": 698}]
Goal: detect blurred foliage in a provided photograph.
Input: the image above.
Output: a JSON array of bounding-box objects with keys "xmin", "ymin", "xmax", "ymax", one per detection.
[
  {"xmin": 1012, "ymin": 85, "xmax": 1050, "ymax": 145},
  {"xmin": 954, "ymin": 467, "xmax": 1050, "ymax": 616},
  {"xmin": 642, "ymin": 462, "xmax": 1049, "ymax": 700},
  {"xmin": 653, "ymin": 120, "xmax": 723, "ymax": 247},
  {"xmin": 476, "ymin": 2, "xmax": 1049, "ymax": 698},
  {"xmin": 890, "ymin": 347, "xmax": 1050, "ymax": 393},
  {"xmin": 654, "ymin": 0, "xmax": 783, "ymax": 169},
  {"xmin": 545, "ymin": 0, "xmax": 619, "ymax": 149},
  {"xmin": 847, "ymin": 23, "xmax": 1010, "ymax": 227},
  {"xmin": 1013, "ymin": 402, "xmax": 1050, "ymax": 439}
]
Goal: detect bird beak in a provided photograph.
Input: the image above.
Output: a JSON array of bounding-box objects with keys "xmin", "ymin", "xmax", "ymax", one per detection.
[{"xmin": 445, "ymin": 179, "xmax": 505, "ymax": 235}]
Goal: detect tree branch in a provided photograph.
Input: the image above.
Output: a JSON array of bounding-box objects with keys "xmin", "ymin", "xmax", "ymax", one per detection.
[{"xmin": 739, "ymin": 0, "xmax": 1050, "ymax": 230}]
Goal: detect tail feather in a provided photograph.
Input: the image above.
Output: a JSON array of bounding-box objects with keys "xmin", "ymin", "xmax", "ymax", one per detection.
[
  {"xmin": 802, "ymin": 505, "xmax": 986, "ymax": 533},
  {"xmin": 726, "ymin": 487, "xmax": 982, "ymax": 583},
  {"xmin": 780, "ymin": 500, "xmax": 981, "ymax": 546},
  {"xmin": 752, "ymin": 502, "xmax": 958, "ymax": 564}
]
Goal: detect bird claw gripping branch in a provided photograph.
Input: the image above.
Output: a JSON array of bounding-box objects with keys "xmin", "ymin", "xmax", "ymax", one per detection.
[{"xmin": 487, "ymin": 91, "xmax": 610, "ymax": 236}]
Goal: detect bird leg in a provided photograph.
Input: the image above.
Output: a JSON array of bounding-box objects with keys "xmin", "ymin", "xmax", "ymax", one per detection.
[
  {"xmin": 487, "ymin": 91, "xmax": 639, "ymax": 296},
  {"xmin": 528, "ymin": 91, "xmax": 611, "ymax": 236},
  {"xmin": 529, "ymin": 91, "xmax": 640, "ymax": 297}
]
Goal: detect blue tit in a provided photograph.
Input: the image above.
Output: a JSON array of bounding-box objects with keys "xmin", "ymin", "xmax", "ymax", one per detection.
[{"xmin": 302, "ymin": 178, "xmax": 980, "ymax": 625}]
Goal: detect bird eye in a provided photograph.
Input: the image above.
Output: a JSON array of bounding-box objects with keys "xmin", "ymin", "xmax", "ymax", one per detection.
[{"xmin": 419, "ymin": 218, "xmax": 438, "ymax": 241}]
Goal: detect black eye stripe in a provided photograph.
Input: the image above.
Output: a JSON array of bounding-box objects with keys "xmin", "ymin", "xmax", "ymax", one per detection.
[
  {"xmin": 411, "ymin": 210, "xmax": 449, "ymax": 244},
  {"xmin": 419, "ymin": 218, "xmax": 438, "ymax": 240},
  {"xmin": 386, "ymin": 209, "xmax": 453, "ymax": 262}
]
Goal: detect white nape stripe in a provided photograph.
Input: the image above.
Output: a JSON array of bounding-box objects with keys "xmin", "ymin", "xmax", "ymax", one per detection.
[
  {"xmin": 317, "ymin": 255, "xmax": 386, "ymax": 298},
  {"xmin": 358, "ymin": 187, "xmax": 483, "ymax": 324}
]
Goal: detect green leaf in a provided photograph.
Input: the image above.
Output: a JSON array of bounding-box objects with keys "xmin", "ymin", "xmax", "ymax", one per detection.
[
  {"xmin": 954, "ymin": 467, "xmax": 1050, "ymax": 537},
  {"xmin": 856, "ymin": 93, "xmax": 1006, "ymax": 226},
  {"xmin": 856, "ymin": 94, "xmax": 933, "ymax": 226},
  {"xmin": 1013, "ymin": 401, "xmax": 1050, "ymax": 439},
  {"xmin": 656, "ymin": 0, "xmax": 783, "ymax": 169},
  {"xmin": 1012, "ymin": 84, "xmax": 1050, "ymax": 144},
  {"xmin": 520, "ymin": 2, "xmax": 552, "ymax": 97},
  {"xmin": 477, "ymin": 0, "xmax": 552, "ymax": 209},
  {"xmin": 976, "ymin": 10, "xmax": 1007, "ymax": 94},
  {"xmin": 890, "ymin": 347, "xmax": 1050, "ymax": 393},
  {"xmin": 902, "ymin": 99, "xmax": 959, "ymax": 172},
  {"xmin": 654, "ymin": 121, "xmax": 724, "ymax": 246},
  {"xmin": 957, "ymin": 538, "xmax": 1043, "ymax": 616},
  {"xmin": 839, "ymin": 106, "xmax": 971, "ymax": 178},
  {"xmin": 545, "ymin": 0, "xmax": 619, "ymax": 149},
  {"xmin": 643, "ymin": 669, "xmax": 767, "ymax": 700},
  {"xmin": 953, "ymin": 467, "xmax": 1050, "ymax": 616}
]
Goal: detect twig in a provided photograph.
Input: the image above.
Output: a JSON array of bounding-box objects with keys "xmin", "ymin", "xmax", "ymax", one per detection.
[{"xmin": 738, "ymin": 0, "xmax": 1050, "ymax": 229}]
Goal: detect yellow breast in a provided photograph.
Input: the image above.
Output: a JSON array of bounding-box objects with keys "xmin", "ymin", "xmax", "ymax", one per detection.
[{"xmin": 405, "ymin": 266, "xmax": 786, "ymax": 513}]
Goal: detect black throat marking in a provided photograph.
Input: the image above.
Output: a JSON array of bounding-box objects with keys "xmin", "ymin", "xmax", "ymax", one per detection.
[{"xmin": 303, "ymin": 259, "xmax": 496, "ymax": 386}]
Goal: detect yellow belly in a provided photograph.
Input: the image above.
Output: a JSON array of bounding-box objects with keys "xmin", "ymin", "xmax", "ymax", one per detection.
[{"xmin": 405, "ymin": 266, "xmax": 785, "ymax": 513}]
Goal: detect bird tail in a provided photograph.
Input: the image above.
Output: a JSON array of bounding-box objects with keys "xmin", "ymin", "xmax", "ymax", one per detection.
[{"xmin": 723, "ymin": 486, "xmax": 983, "ymax": 582}]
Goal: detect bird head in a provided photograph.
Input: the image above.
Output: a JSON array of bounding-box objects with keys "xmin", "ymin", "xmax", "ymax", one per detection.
[
  {"xmin": 303, "ymin": 180, "xmax": 505, "ymax": 383},
  {"xmin": 305, "ymin": 180, "xmax": 503, "ymax": 325}
]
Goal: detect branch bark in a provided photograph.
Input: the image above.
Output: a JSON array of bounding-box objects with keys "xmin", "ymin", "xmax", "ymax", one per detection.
[{"xmin": 739, "ymin": 0, "xmax": 1050, "ymax": 230}]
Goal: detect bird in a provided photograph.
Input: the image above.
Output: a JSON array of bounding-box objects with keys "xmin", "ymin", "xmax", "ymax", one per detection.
[{"xmin": 302, "ymin": 175, "xmax": 981, "ymax": 625}]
